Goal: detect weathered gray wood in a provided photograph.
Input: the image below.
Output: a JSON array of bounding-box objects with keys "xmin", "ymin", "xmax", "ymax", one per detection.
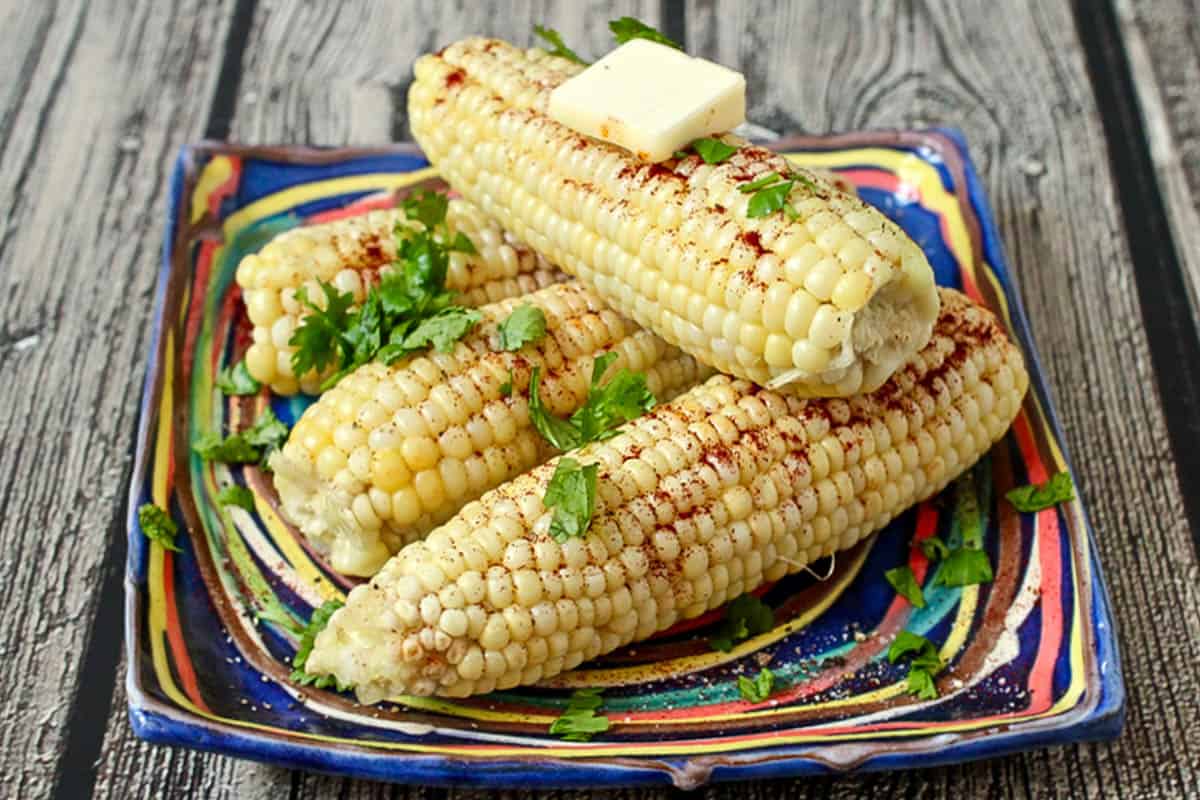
[
  {"xmin": 82, "ymin": 1, "xmax": 1200, "ymax": 798},
  {"xmin": 1116, "ymin": 0, "xmax": 1200, "ymax": 330},
  {"xmin": 0, "ymin": 0, "xmax": 232, "ymax": 797}
]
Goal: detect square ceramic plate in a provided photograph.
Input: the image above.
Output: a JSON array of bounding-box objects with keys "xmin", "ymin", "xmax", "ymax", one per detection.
[{"xmin": 125, "ymin": 131, "xmax": 1124, "ymax": 789}]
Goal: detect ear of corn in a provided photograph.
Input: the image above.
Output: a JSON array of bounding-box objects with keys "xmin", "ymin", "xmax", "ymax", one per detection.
[
  {"xmin": 407, "ymin": 38, "xmax": 940, "ymax": 397},
  {"xmin": 305, "ymin": 288, "xmax": 1027, "ymax": 700},
  {"xmin": 271, "ymin": 282, "xmax": 710, "ymax": 576},
  {"xmin": 236, "ymin": 199, "xmax": 565, "ymax": 395}
]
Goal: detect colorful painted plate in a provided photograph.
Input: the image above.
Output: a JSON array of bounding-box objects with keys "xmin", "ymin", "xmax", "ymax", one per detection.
[{"xmin": 125, "ymin": 132, "xmax": 1124, "ymax": 789}]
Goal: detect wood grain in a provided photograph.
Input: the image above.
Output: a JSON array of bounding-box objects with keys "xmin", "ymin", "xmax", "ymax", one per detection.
[
  {"xmin": 40, "ymin": 0, "xmax": 1196, "ymax": 797},
  {"xmin": 0, "ymin": 0, "xmax": 231, "ymax": 796},
  {"xmin": 1115, "ymin": 0, "xmax": 1200, "ymax": 330}
]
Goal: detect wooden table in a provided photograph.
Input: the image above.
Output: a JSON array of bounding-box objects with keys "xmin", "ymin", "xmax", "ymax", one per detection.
[{"xmin": 3, "ymin": 1, "xmax": 1198, "ymax": 797}]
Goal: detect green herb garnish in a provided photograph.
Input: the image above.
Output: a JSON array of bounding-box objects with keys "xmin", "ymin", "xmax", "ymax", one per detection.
[
  {"xmin": 691, "ymin": 137, "xmax": 738, "ymax": 164},
  {"xmin": 888, "ymin": 630, "xmax": 944, "ymax": 700},
  {"xmin": 496, "ymin": 304, "xmax": 548, "ymax": 351},
  {"xmin": 884, "ymin": 565, "xmax": 926, "ymax": 608},
  {"xmin": 217, "ymin": 485, "xmax": 256, "ymax": 512},
  {"xmin": 543, "ymin": 457, "xmax": 599, "ymax": 542},
  {"xmin": 216, "ymin": 360, "xmax": 262, "ymax": 396},
  {"xmin": 738, "ymin": 172, "xmax": 783, "ymax": 193},
  {"xmin": 737, "ymin": 668, "xmax": 775, "ymax": 703},
  {"xmin": 549, "ymin": 687, "xmax": 609, "ymax": 741},
  {"xmin": 534, "ymin": 25, "xmax": 589, "ymax": 65},
  {"xmin": 193, "ymin": 407, "xmax": 289, "ymax": 467},
  {"xmin": 1006, "ymin": 471, "xmax": 1075, "ymax": 512},
  {"xmin": 919, "ymin": 536, "xmax": 950, "ymax": 561},
  {"xmin": 499, "ymin": 369, "xmax": 514, "ymax": 398},
  {"xmin": 289, "ymin": 600, "xmax": 349, "ymax": 690},
  {"xmin": 709, "ymin": 593, "xmax": 774, "ymax": 652},
  {"xmin": 936, "ymin": 548, "xmax": 994, "ymax": 587},
  {"xmin": 609, "ymin": 17, "xmax": 682, "ymax": 50},
  {"xmin": 746, "ymin": 179, "xmax": 796, "ymax": 218},
  {"xmin": 289, "ymin": 190, "xmax": 480, "ymax": 388},
  {"xmin": 138, "ymin": 503, "xmax": 181, "ymax": 552},
  {"xmin": 528, "ymin": 352, "xmax": 655, "ymax": 451}
]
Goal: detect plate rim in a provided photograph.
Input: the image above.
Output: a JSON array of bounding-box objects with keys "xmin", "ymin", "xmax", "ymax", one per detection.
[{"xmin": 123, "ymin": 130, "xmax": 1125, "ymax": 789}]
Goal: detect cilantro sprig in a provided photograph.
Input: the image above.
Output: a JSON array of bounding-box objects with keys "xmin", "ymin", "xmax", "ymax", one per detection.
[
  {"xmin": 289, "ymin": 600, "xmax": 350, "ymax": 691},
  {"xmin": 884, "ymin": 565, "xmax": 926, "ymax": 608},
  {"xmin": 497, "ymin": 304, "xmax": 548, "ymax": 351},
  {"xmin": 194, "ymin": 407, "xmax": 289, "ymax": 468},
  {"xmin": 216, "ymin": 360, "xmax": 262, "ymax": 396},
  {"xmin": 529, "ymin": 352, "xmax": 655, "ymax": 451},
  {"xmin": 709, "ymin": 593, "xmax": 774, "ymax": 652},
  {"xmin": 549, "ymin": 687, "xmax": 609, "ymax": 741},
  {"xmin": 738, "ymin": 169, "xmax": 820, "ymax": 219},
  {"xmin": 609, "ymin": 17, "xmax": 682, "ymax": 50},
  {"xmin": 888, "ymin": 630, "xmax": 944, "ymax": 700},
  {"xmin": 138, "ymin": 503, "xmax": 181, "ymax": 552},
  {"xmin": 288, "ymin": 190, "xmax": 481, "ymax": 389},
  {"xmin": 934, "ymin": 471, "xmax": 994, "ymax": 587},
  {"xmin": 534, "ymin": 25, "xmax": 589, "ymax": 65},
  {"xmin": 1006, "ymin": 471, "xmax": 1074, "ymax": 512},
  {"xmin": 690, "ymin": 137, "xmax": 738, "ymax": 164},
  {"xmin": 544, "ymin": 458, "xmax": 599, "ymax": 542},
  {"xmin": 217, "ymin": 485, "xmax": 256, "ymax": 512},
  {"xmin": 737, "ymin": 668, "xmax": 775, "ymax": 703}
]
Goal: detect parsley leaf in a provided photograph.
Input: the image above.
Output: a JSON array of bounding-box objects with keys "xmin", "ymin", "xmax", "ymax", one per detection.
[
  {"xmin": 194, "ymin": 407, "xmax": 289, "ymax": 467},
  {"xmin": 888, "ymin": 630, "xmax": 944, "ymax": 700},
  {"xmin": 529, "ymin": 366, "xmax": 584, "ymax": 450},
  {"xmin": 379, "ymin": 307, "xmax": 482, "ymax": 364},
  {"xmin": 709, "ymin": 594, "xmax": 774, "ymax": 652},
  {"xmin": 936, "ymin": 547, "xmax": 993, "ymax": 587},
  {"xmin": 919, "ymin": 536, "xmax": 950, "ymax": 561},
  {"xmin": 401, "ymin": 189, "xmax": 450, "ymax": 231},
  {"xmin": 609, "ymin": 16, "xmax": 683, "ymax": 50},
  {"xmin": 138, "ymin": 503, "xmax": 181, "ymax": 552},
  {"xmin": 738, "ymin": 172, "xmax": 783, "ymax": 193},
  {"xmin": 691, "ymin": 137, "xmax": 738, "ymax": 164},
  {"xmin": 217, "ymin": 485, "xmax": 256, "ymax": 512},
  {"xmin": 1006, "ymin": 471, "xmax": 1075, "ymax": 512},
  {"xmin": 499, "ymin": 369, "xmax": 514, "ymax": 398},
  {"xmin": 543, "ymin": 458, "xmax": 599, "ymax": 542},
  {"xmin": 290, "ymin": 282, "xmax": 357, "ymax": 377},
  {"xmin": 737, "ymin": 668, "xmax": 775, "ymax": 703},
  {"xmin": 885, "ymin": 565, "xmax": 926, "ymax": 608},
  {"xmin": 529, "ymin": 354, "xmax": 656, "ymax": 451},
  {"xmin": 289, "ymin": 600, "xmax": 348, "ymax": 690},
  {"xmin": 747, "ymin": 180, "xmax": 795, "ymax": 218},
  {"xmin": 497, "ymin": 304, "xmax": 548, "ymax": 351},
  {"xmin": 549, "ymin": 687, "xmax": 609, "ymax": 741},
  {"xmin": 534, "ymin": 25, "xmax": 589, "ymax": 65},
  {"xmin": 216, "ymin": 360, "xmax": 262, "ymax": 396}
]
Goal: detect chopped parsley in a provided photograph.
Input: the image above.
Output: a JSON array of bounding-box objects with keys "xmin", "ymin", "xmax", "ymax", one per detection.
[
  {"xmin": 534, "ymin": 25, "xmax": 589, "ymax": 65},
  {"xmin": 884, "ymin": 565, "xmax": 926, "ymax": 608},
  {"xmin": 549, "ymin": 687, "xmax": 609, "ymax": 741},
  {"xmin": 288, "ymin": 190, "xmax": 481, "ymax": 389},
  {"xmin": 1006, "ymin": 471, "xmax": 1075, "ymax": 512},
  {"xmin": 528, "ymin": 352, "xmax": 655, "ymax": 451},
  {"xmin": 737, "ymin": 668, "xmax": 775, "ymax": 703},
  {"xmin": 194, "ymin": 407, "xmax": 289, "ymax": 467},
  {"xmin": 217, "ymin": 485, "xmax": 256, "ymax": 512},
  {"xmin": 887, "ymin": 630, "xmax": 943, "ymax": 700},
  {"xmin": 609, "ymin": 17, "xmax": 682, "ymax": 50},
  {"xmin": 138, "ymin": 503, "xmax": 181, "ymax": 552},
  {"xmin": 709, "ymin": 593, "xmax": 774, "ymax": 652},
  {"xmin": 543, "ymin": 458, "xmax": 599, "ymax": 542},
  {"xmin": 216, "ymin": 360, "xmax": 261, "ymax": 396},
  {"xmin": 691, "ymin": 137, "xmax": 738, "ymax": 164},
  {"xmin": 919, "ymin": 536, "xmax": 950, "ymax": 561},
  {"xmin": 496, "ymin": 304, "xmax": 547, "ymax": 351},
  {"xmin": 289, "ymin": 600, "xmax": 349, "ymax": 690}
]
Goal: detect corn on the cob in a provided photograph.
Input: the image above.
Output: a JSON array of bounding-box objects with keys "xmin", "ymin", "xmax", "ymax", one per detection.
[
  {"xmin": 407, "ymin": 38, "xmax": 939, "ymax": 396},
  {"xmin": 271, "ymin": 282, "xmax": 709, "ymax": 576},
  {"xmin": 236, "ymin": 199, "xmax": 565, "ymax": 395},
  {"xmin": 306, "ymin": 288, "xmax": 1027, "ymax": 700}
]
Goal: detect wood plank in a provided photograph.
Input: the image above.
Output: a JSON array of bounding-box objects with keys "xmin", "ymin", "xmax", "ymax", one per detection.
[
  {"xmin": 1115, "ymin": 0, "xmax": 1200, "ymax": 330},
  {"xmin": 90, "ymin": 1, "xmax": 1200, "ymax": 797},
  {"xmin": 0, "ymin": 0, "xmax": 232, "ymax": 796}
]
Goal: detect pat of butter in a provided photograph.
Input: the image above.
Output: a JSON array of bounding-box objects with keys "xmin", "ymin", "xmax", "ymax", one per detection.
[{"xmin": 547, "ymin": 39, "xmax": 746, "ymax": 163}]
